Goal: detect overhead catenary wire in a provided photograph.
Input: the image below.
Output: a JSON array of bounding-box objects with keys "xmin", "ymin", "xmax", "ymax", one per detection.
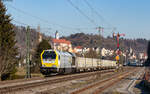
[
  {"xmin": 13, "ymin": 19, "xmax": 94, "ymax": 34},
  {"xmin": 7, "ymin": 2, "xmax": 110, "ymax": 36},
  {"xmin": 13, "ymin": 20, "xmax": 52, "ymax": 30},
  {"xmin": 13, "ymin": 19, "xmax": 97, "ymax": 33},
  {"xmin": 12, "ymin": 19, "xmax": 80, "ymax": 35},
  {"xmin": 13, "ymin": 20, "xmax": 29, "ymax": 26},
  {"xmin": 66, "ymin": 0, "xmax": 98, "ymax": 26},
  {"xmin": 83, "ymin": 0, "xmax": 114, "ymax": 29},
  {"xmin": 66, "ymin": 0, "xmax": 115, "ymax": 37},
  {"xmin": 12, "ymin": 10, "xmax": 113, "ymax": 38},
  {"xmin": 7, "ymin": 4, "xmax": 97, "ymax": 31},
  {"xmin": 7, "ymin": 4, "xmax": 81, "ymax": 35},
  {"xmin": 13, "ymin": 20, "xmax": 51, "ymax": 34},
  {"xmin": 7, "ymin": 4, "xmax": 73, "ymax": 29}
]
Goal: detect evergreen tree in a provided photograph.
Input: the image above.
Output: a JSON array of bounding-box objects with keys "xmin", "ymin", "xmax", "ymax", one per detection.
[
  {"xmin": 0, "ymin": 1, "xmax": 18, "ymax": 79},
  {"xmin": 32, "ymin": 39, "xmax": 51, "ymax": 73}
]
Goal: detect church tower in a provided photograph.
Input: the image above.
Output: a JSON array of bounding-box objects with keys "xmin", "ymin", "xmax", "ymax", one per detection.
[
  {"xmin": 37, "ymin": 25, "xmax": 42, "ymax": 43},
  {"xmin": 55, "ymin": 31, "xmax": 59, "ymax": 39}
]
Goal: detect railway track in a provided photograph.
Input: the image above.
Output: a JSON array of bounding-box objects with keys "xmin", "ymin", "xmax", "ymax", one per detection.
[
  {"xmin": 0, "ymin": 69, "xmax": 115, "ymax": 94},
  {"xmin": 70, "ymin": 67, "xmax": 139, "ymax": 94}
]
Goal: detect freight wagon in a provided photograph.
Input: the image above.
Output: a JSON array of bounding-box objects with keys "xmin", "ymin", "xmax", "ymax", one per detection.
[{"xmin": 76, "ymin": 57, "xmax": 116, "ymax": 72}]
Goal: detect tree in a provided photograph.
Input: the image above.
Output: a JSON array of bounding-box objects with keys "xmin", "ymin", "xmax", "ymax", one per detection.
[
  {"xmin": 119, "ymin": 54, "xmax": 125, "ymax": 65},
  {"xmin": 32, "ymin": 39, "xmax": 51, "ymax": 73},
  {"xmin": 145, "ymin": 41, "xmax": 150, "ymax": 66},
  {"xmin": 0, "ymin": 1, "xmax": 18, "ymax": 80},
  {"xmin": 84, "ymin": 48, "xmax": 99, "ymax": 59}
]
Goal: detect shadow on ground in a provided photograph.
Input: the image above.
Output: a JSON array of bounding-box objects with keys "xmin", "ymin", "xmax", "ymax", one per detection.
[
  {"xmin": 123, "ymin": 77, "xmax": 142, "ymax": 81},
  {"xmin": 134, "ymin": 80, "xmax": 150, "ymax": 94}
]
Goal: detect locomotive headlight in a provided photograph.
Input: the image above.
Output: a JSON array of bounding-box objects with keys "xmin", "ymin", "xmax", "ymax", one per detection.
[
  {"xmin": 52, "ymin": 65, "xmax": 56, "ymax": 68},
  {"xmin": 42, "ymin": 64, "xmax": 45, "ymax": 67}
]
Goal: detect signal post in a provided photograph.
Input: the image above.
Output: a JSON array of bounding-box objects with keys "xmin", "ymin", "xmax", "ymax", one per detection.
[{"xmin": 113, "ymin": 33, "xmax": 125, "ymax": 70}]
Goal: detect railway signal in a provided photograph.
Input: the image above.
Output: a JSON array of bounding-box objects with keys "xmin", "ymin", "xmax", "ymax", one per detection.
[
  {"xmin": 113, "ymin": 32, "xmax": 125, "ymax": 50},
  {"xmin": 113, "ymin": 32, "xmax": 125, "ymax": 69}
]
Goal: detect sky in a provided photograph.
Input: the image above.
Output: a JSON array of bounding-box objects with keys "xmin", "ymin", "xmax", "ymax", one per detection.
[{"xmin": 3, "ymin": 0, "xmax": 150, "ymax": 39}]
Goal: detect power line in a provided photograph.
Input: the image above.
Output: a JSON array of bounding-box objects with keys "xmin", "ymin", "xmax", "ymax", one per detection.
[
  {"xmin": 7, "ymin": 4, "xmax": 85, "ymax": 30},
  {"xmin": 13, "ymin": 19, "xmax": 99, "ymax": 36},
  {"xmin": 66, "ymin": 0, "xmax": 98, "ymax": 26},
  {"xmin": 84, "ymin": 0, "xmax": 114, "ymax": 28},
  {"xmin": 13, "ymin": 19, "xmax": 114, "ymax": 37},
  {"xmin": 8, "ymin": 4, "xmax": 97, "ymax": 31},
  {"xmin": 13, "ymin": 19, "xmax": 80, "ymax": 35},
  {"xmin": 13, "ymin": 19, "xmax": 95, "ymax": 31},
  {"xmin": 13, "ymin": 20, "xmax": 29, "ymax": 26},
  {"xmin": 7, "ymin": 3, "xmax": 102, "ymax": 36},
  {"xmin": 7, "ymin": 4, "xmax": 74, "ymax": 29},
  {"xmin": 13, "ymin": 20, "xmax": 54, "ymax": 33}
]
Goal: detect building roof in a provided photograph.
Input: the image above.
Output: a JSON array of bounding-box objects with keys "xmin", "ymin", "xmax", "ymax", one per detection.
[
  {"xmin": 52, "ymin": 39, "xmax": 71, "ymax": 44},
  {"xmin": 75, "ymin": 46, "xmax": 82, "ymax": 49}
]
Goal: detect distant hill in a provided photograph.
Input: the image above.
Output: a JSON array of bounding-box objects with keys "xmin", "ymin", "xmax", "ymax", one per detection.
[
  {"xmin": 14, "ymin": 27, "xmax": 148, "ymax": 58},
  {"xmin": 62, "ymin": 33, "xmax": 148, "ymax": 53}
]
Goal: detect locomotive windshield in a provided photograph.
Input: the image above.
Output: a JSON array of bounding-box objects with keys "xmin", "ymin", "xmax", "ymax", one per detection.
[{"xmin": 42, "ymin": 51, "xmax": 56, "ymax": 59}]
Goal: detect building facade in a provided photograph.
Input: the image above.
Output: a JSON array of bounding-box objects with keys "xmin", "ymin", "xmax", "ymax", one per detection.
[{"xmin": 52, "ymin": 31, "xmax": 72, "ymax": 52}]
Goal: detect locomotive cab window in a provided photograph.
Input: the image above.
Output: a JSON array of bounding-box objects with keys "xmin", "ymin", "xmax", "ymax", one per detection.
[
  {"xmin": 42, "ymin": 51, "xmax": 56, "ymax": 59},
  {"xmin": 59, "ymin": 55, "xmax": 60, "ymax": 60}
]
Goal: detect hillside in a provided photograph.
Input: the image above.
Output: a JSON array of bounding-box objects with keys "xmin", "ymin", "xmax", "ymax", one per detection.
[
  {"xmin": 14, "ymin": 26, "xmax": 51, "ymax": 57},
  {"xmin": 63, "ymin": 33, "xmax": 149, "ymax": 53},
  {"xmin": 14, "ymin": 27, "xmax": 149, "ymax": 57}
]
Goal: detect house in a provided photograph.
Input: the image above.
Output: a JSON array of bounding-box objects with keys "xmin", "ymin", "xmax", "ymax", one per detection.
[
  {"xmin": 52, "ymin": 31, "xmax": 72, "ymax": 52},
  {"xmin": 52, "ymin": 39, "xmax": 72, "ymax": 51},
  {"xmin": 139, "ymin": 52, "xmax": 148, "ymax": 60},
  {"xmin": 73, "ymin": 46, "xmax": 83, "ymax": 53},
  {"xmin": 82, "ymin": 47, "xmax": 90, "ymax": 53}
]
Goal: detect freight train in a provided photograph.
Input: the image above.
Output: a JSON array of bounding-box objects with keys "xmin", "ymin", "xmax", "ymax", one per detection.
[{"xmin": 40, "ymin": 50, "xmax": 117, "ymax": 75}]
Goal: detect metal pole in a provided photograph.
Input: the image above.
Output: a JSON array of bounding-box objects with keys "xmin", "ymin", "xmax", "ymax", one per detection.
[
  {"xmin": 26, "ymin": 26, "xmax": 31, "ymax": 78},
  {"xmin": 97, "ymin": 26, "xmax": 102, "ymax": 70},
  {"xmin": 85, "ymin": 55, "xmax": 86, "ymax": 70},
  {"xmin": 98, "ymin": 26, "xmax": 102, "ymax": 60}
]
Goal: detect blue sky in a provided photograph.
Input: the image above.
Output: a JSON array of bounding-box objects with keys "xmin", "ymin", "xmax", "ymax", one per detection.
[{"xmin": 4, "ymin": 0, "xmax": 150, "ymax": 39}]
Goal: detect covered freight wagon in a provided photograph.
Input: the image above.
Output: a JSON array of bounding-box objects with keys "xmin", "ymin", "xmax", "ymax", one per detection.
[{"xmin": 76, "ymin": 57, "xmax": 116, "ymax": 72}]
